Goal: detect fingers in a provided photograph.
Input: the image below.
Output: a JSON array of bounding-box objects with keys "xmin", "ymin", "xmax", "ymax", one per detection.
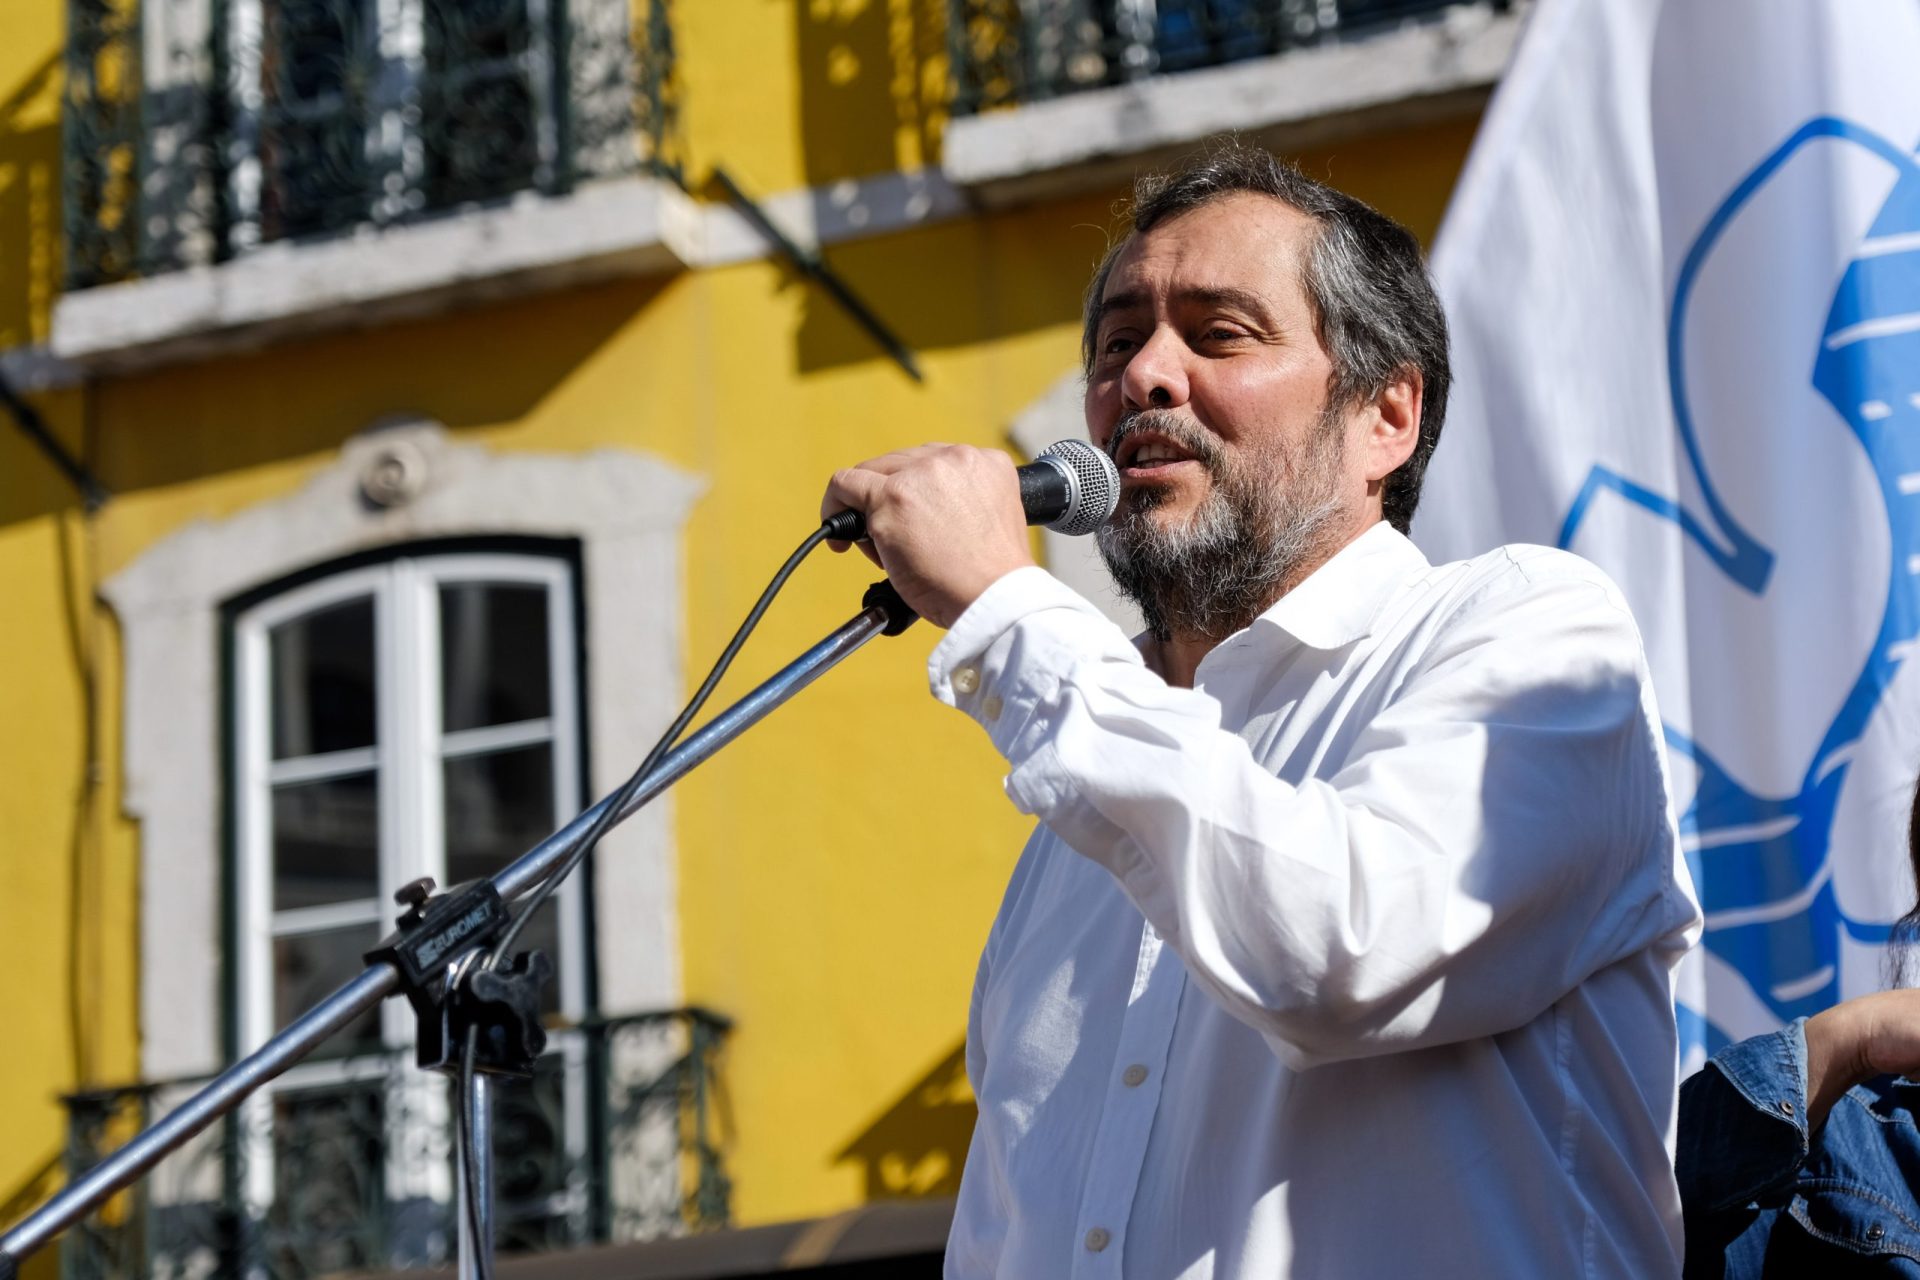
[
  {"xmin": 819, "ymin": 445, "xmax": 960, "ymax": 557},
  {"xmin": 813, "ymin": 443, "xmax": 1034, "ymax": 628}
]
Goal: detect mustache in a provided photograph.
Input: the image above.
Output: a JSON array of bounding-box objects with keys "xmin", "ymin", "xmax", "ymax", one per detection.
[{"xmin": 1104, "ymin": 410, "xmax": 1226, "ymax": 472}]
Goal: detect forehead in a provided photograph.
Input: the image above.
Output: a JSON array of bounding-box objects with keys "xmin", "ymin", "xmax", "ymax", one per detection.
[{"xmin": 1102, "ymin": 191, "xmax": 1316, "ymax": 309}]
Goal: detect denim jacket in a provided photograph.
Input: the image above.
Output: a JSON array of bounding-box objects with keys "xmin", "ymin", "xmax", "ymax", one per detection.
[{"xmin": 1678, "ymin": 1018, "xmax": 1920, "ymax": 1277}]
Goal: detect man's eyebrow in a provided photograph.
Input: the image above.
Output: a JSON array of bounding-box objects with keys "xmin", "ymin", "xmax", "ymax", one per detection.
[
  {"xmin": 1179, "ymin": 285, "xmax": 1277, "ymax": 324},
  {"xmin": 1094, "ymin": 289, "xmax": 1149, "ymax": 325},
  {"xmin": 1094, "ymin": 285, "xmax": 1278, "ymax": 326}
]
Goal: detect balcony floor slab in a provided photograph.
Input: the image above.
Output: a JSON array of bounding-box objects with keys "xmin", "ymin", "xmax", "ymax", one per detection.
[{"xmin": 51, "ymin": 176, "xmax": 701, "ymax": 376}]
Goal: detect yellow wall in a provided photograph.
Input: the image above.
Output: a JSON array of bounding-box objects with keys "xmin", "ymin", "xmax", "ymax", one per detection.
[
  {"xmin": 0, "ymin": 0, "xmax": 1482, "ymax": 1250},
  {"xmin": 0, "ymin": 6, "xmax": 138, "ymax": 1270}
]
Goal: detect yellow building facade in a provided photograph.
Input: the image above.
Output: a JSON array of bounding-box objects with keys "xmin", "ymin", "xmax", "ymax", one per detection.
[{"xmin": 0, "ymin": 0, "xmax": 1516, "ymax": 1273}]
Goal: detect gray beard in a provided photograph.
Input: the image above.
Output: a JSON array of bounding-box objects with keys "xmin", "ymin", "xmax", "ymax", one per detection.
[{"xmin": 1096, "ymin": 408, "xmax": 1346, "ymax": 644}]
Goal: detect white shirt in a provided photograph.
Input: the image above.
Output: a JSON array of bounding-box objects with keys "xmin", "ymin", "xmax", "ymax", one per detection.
[{"xmin": 933, "ymin": 522, "xmax": 1702, "ymax": 1280}]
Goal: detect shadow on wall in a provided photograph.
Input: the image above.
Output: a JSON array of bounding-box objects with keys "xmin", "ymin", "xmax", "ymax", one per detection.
[
  {"xmin": 782, "ymin": 0, "xmax": 1116, "ymax": 379},
  {"xmin": 0, "ymin": 50, "xmax": 61, "ymax": 352},
  {"xmin": 835, "ymin": 1040, "xmax": 976, "ymax": 1200},
  {"xmin": 85, "ymin": 271, "xmax": 668, "ymax": 501},
  {"xmin": 787, "ymin": 198, "xmax": 1115, "ymax": 378},
  {"xmin": 796, "ymin": 0, "xmax": 949, "ymax": 186}
]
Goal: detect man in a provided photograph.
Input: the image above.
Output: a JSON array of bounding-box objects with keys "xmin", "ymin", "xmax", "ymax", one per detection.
[{"xmin": 823, "ymin": 144, "xmax": 1702, "ymax": 1278}]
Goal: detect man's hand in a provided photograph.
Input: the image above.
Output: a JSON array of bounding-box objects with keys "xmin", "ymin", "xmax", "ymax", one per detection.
[
  {"xmin": 1803, "ymin": 988, "xmax": 1920, "ymax": 1129},
  {"xmin": 821, "ymin": 444, "xmax": 1037, "ymax": 629}
]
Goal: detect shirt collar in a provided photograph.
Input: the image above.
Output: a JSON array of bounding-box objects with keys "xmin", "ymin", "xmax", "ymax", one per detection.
[{"xmin": 1251, "ymin": 520, "xmax": 1430, "ymax": 651}]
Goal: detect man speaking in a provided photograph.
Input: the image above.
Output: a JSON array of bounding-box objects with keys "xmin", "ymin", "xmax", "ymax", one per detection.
[{"xmin": 822, "ymin": 144, "xmax": 1701, "ymax": 1278}]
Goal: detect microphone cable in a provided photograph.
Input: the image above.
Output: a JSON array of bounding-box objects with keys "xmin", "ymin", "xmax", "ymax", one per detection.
[{"xmin": 454, "ymin": 518, "xmax": 846, "ymax": 1272}]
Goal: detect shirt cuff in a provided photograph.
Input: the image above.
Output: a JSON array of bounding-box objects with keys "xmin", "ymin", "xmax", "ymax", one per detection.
[
  {"xmin": 927, "ymin": 565, "xmax": 1142, "ymax": 768},
  {"xmin": 1676, "ymin": 1020, "xmax": 1811, "ymax": 1214}
]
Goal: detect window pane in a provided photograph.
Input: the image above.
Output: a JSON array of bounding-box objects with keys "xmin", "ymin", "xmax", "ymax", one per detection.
[
  {"xmin": 270, "ymin": 596, "xmax": 377, "ymax": 759},
  {"xmin": 275, "ymin": 926, "xmax": 383, "ymax": 1054},
  {"xmin": 444, "ymin": 743, "xmax": 554, "ymax": 880},
  {"xmin": 422, "ymin": 0, "xmax": 540, "ymax": 207},
  {"xmin": 440, "ymin": 584, "xmax": 553, "ymax": 732},
  {"xmin": 258, "ymin": 0, "xmax": 372, "ymax": 241},
  {"xmin": 273, "ymin": 773, "xmax": 380, "ymax": 910},
  {"xmin": 446, "ymin": 744, "xmax": 562, "ymax": 1014}
]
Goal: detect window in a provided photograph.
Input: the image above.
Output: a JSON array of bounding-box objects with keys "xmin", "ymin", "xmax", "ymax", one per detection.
[
  {"xmin": 228, "ymin": 546, "xmax": 589, "ymax": 1265},
  {"xmin": 230, "ymin": 0, "xmax": 568, "ymax": 252},
  {"xmin": 63, "ymin": 0, "xmax": 666, "ymax": 288}
]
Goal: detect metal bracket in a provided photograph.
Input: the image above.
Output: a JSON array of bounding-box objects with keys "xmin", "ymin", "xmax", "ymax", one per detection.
[
  {"xmin": 0, "ymin": 367, "xmax": 108, "ymax": 512},
  {"xmin": 708, "ymin": 167, "xmax": 924, "ymax": 382}
]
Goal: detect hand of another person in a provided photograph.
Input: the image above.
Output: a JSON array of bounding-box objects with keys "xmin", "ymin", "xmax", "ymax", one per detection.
[
  {"xmin": 820, "ymin": 444, "xmax": 1036, "ymax": 629},
  {"xmin": 1803, "ymin": 988, "xmax": 1920, "ymax": 1129}
]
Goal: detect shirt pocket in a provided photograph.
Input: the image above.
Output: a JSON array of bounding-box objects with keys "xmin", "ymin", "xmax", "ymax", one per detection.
[{"xmin": 1786, "ymin": 1181, "xmax": 1920, "ymax": 1271}]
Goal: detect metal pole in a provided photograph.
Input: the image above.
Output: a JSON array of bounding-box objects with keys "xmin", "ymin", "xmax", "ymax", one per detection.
[
  {"xmin": 458, "ymin": 1073, "xmax": 494, "ymax": 1279},
  {"xmin": 0, "ymin": 965, "xmax": 398, "ymax": 1266},
  {"xmin": 0, "ymin": 596, "xmax": 899, "ymax": 1275}
]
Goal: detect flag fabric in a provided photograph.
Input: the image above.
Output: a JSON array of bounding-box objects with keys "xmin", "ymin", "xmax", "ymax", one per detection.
[{"xmin": 1416, "ymin": 0, "xmax": 1920, "ymax": 1062}]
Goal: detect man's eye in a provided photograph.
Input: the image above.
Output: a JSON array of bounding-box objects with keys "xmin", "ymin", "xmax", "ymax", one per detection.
[{"xmin": 1102, "ymin": 335, "xmax": 1137, "ymax": 356}]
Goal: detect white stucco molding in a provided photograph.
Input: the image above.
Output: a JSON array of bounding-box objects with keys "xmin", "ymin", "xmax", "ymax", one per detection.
[
  {"xmin": 0, "ymin": 343, "xmax": 83, "ymax": 392},
  {"xmin": 944, "ymin": 1, "xmax": 1525, "ymax": 209},
  {"xmin": 53, "ymin": 176, "xmax": 702, "ymax": 377},
  {"xmin": 103, "ymin": 423, "xmax": 702, "ymax": 1078},
  {"xmin": 1007, "ymin": 370, "xmax": 1144, "ymax": 636},
  {"xmin": 46, "ymin": 164, "xmax": 985, "ymax": 377}
]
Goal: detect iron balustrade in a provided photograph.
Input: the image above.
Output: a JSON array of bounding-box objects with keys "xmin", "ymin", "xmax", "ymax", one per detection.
[
  {"xmin": 949, "ymin": 0, "xmax": 1500, "ymax": 115},
  {"xmin": 61, "ymin": 0, "xmax": 679, "ymax": 290},
  {"xmin": 57, "ymin": 1008, "xmax": 730, "ymax": 1280}
]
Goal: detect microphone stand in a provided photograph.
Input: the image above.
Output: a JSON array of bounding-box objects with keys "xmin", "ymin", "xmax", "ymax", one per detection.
[{"xmin": 0, "ymin": 581, "xmax": 919, "ymax": 1280}]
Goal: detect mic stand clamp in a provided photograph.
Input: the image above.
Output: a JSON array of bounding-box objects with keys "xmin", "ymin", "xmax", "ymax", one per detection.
[
  {"xmin": 364, "ymin": 876, "xmax": 552, "ymax": 1077},
  {"xmin": 364, "ymin": 876, "xmax": 554, "ymax": 1280}
]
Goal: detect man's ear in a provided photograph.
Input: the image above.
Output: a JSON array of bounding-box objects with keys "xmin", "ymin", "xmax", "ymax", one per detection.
[{"xmin": 1362, "ymin": 369, "xmax": 1423, "ymax": 484}]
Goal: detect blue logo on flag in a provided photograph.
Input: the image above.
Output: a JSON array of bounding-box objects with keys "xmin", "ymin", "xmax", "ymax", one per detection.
[{"xmin": 1557, "ymin": 118, "xmax": 1920, "ymax": 1055}]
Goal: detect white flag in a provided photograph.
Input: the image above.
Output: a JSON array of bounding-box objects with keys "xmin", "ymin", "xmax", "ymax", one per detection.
[{"xmin": 1417, "ymin": 0, "xmax": 1920, "ymax": 1062}]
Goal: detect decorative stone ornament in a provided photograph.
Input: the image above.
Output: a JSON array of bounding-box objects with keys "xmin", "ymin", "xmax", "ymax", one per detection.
[{"xmin": 360, "ymin": 437, "xmax": 429, "ymax": 508}]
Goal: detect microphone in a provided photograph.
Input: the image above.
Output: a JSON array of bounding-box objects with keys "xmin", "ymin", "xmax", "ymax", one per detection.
[{"xmin": 824, "ymin": 439, "xmax": 1120, "ymax": 542}]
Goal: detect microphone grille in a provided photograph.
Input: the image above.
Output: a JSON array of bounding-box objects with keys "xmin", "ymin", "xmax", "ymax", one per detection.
[{"xmin": 1038, "ymin": 439, "xmax": 1120, "ymax": 536}]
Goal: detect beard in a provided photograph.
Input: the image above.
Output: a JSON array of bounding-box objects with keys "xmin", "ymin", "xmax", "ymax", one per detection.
[{"xmin": 1096, "ymin": 407, "xmax": 1347, "ymax": 644}]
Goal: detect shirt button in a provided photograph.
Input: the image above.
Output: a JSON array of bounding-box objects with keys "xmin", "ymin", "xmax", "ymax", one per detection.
[
  {"xmin": 1085, "ymin": 1227, "xmax": 1111, "ymax": 1253},
  {"xmin": 1122, "ymin": 1064, "xmax": 1149, "ymax": 1087},
  {"xmin": 982, "ymin": 694, "xmax": 1003, "ymax": 721},
  {"xmin": 1780, "ymin": 1099, "xmax": 1795, "ymax": 1117},
  {"xmin": 952, "ymin": 665, "xmax": 980, "ymax": 695}
]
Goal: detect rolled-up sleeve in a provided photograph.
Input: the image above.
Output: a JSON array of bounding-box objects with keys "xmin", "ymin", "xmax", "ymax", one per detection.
[
  {"xmin": 930, "ymin": 561, "xmax": 1689, "ymax": 1069},
  {"xmin": 1676, "ymin": 1022, "xmax": 1810, "ymax": 1214}
]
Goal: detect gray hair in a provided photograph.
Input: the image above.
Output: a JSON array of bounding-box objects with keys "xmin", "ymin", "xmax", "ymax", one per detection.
[{"xmin": 1082, "ymin": 140, "xmax": 1451, "ymax": 534}]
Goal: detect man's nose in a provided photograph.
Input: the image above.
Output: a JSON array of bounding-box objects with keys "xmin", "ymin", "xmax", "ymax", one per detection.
[{"xmin": 1120, "ymin": 327, "xmax": 1191, "ymax": 412}]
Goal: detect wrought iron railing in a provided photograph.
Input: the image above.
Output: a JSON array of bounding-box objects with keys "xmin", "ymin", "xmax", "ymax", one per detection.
[
  {"xmin": 57, "ymin": 1008, "xmax": 731, "ymax": 1280},
  {"xmin": 949, "ymin": 0, "xmax": 1502, "ymax": 115},
  {"xmin": 61, "ymin": 0, "xmax": 680, "ymax": 290}
]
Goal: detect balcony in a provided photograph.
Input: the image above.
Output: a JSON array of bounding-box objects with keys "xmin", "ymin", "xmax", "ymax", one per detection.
[
  {"xmin": 943, "ymin": 0, "xmax": 1523, "ymax": 206},
  {"xmin": 54, "ymin": 0, "xmax": 694, "ymax": 372},
  {"xmin": 58, "ymin": 1009, "xmax": 730, "ymax": 1280},
  {"xmin": 949, "ymin": 0, "xmax": 1503, "ymax": 113}
]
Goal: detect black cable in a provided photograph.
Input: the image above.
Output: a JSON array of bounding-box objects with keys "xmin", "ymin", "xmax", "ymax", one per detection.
[
  {"xmin": 450, "ymin": 518, "xmax": 843, "ymax": 1276},
  {"xmin": 456, "ymin": 1025, "xmax": 491, "ymax": 1280},
  {"xmin": 482, "ymin": 521, "xmax": 838, "ymax": 970}
]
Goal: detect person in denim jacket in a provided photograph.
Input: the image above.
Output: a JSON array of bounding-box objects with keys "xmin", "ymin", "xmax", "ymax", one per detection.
[{"xmin": 1680, "ymin": 780, "xmax": 1920, "ymax": 1276}]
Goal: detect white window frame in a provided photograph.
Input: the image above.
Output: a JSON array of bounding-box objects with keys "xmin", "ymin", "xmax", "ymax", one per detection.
[
  {"xmin": 106, "ymin": 423, "xmax": 696, "ymax": 1089},
  {"xmin": 230, "ymin": 548, "xmax": 589, "ymax": 1234}
]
